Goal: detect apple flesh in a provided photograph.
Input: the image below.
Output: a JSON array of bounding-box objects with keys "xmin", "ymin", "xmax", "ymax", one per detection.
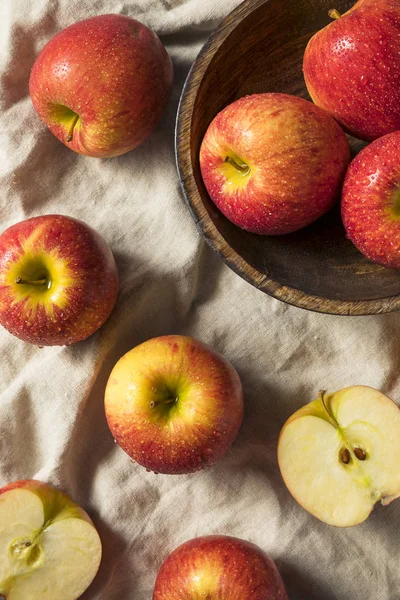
[
  {"xmin": 153, "ymin": 535, "xmax": 288, "ymax": 600},
  {"xmin": 303, "ymin": 0, "xmax": 400, "ymax": 141},
  {"xmin": 342, "ymin": 131, "xmax": 400, "ymax": 269},
  {"xmin": 0, "ymin": 480, "xmax": 102, "ymax": 600},
  {"xmin": 278, "ymin": 386, "xmax": 400, "ymax": 527},
  {"xmin": 105, "ymin": 335, "xmax": 243, "ymax": 474},
  {"xmin": 0, "ymin": 214, "xmax": 118, "ymax": 345},
  {"xmin": 29, "ymin": 14, "xmax": 173, "ymax": 158},
  {"xmin": 199, "ymin": 93, "xmax": 350, "ymax": 235}
]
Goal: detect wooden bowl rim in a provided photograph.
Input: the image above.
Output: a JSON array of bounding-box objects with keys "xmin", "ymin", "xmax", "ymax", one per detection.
[{"xmin": 175, "ymin": 0, "xmax": 400, "ymax": 316}]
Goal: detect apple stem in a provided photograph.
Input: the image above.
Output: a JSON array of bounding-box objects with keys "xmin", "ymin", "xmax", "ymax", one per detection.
[
  {"xmin": 150, "ymin": 398, "xmax": 178, "ymax": 409},
  {"xmin": 318, "ymin": 390, "xmax": 338, "ymax": 428},
  {"xmin": 15, "ymin": 276, "xmax": 47, "ymax": 286},
  {"xmin": 328, "ymin": 8, "xmax": 341, "ymax": 19},
  {"xmin": 66, "ymin": 113, "xmax": 80, "ymax": 142},
  {"xmin": 224, "ymin": 156, "xmax": 251, "ymax": 175}
]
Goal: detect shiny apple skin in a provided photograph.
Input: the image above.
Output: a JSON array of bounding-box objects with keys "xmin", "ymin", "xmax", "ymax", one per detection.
[
  {"xmin": 0, "ymin": 215, "xmax": 118, "ymax": 345},
  {"xmin": 304, "ymin": 0, "xmax": 400, "ymax": 141},
  {"xmin": 29, "ymin": 14, "xmax": 173, "ymax": 157},
  {"xmin": 153, "ymin": 536, "xmax": 288, "ymax": 600},
  {"xmin": 105, "ymin": 335, "xmax": 244, "ymax": 475},
  {"xmin": 342, "ymin": 131, "xmax": 400, "ymax": 269},
  {"xmin": 200, "ymin": 93, "xmax": 350, "ymax": 235}
]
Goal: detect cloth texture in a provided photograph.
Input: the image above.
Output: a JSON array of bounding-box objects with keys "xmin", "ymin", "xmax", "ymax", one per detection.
[{"xmin": 1, "ymin": 1, "xmax": 400, "ymax": 599}]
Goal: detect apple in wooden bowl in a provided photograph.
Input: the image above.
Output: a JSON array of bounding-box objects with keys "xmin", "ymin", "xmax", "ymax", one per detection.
[{"xmin": 175, "ymin": 0, "xmax": 400, "ymax": 315}]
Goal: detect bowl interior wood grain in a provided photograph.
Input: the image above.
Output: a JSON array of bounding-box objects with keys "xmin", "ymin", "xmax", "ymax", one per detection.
[{"xmin": 176, "ymin": 0, "xmax": 400, "ymax": 315}]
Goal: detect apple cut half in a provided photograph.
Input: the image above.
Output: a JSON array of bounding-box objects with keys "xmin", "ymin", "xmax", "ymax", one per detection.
[
  {"xmin": 0, "ymin": 480, "xmax": 102, "ymax": 599},
  {"xmin": 278, "ymin": 386, "xmax": 400, "ymax": 527}
]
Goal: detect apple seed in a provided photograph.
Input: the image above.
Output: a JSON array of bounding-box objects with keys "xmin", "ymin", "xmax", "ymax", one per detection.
[
  {"xmin": 340, "ymin": 448, "xmax": 351, "ymax": 464},
  {"xmin": 354, "ymin": 447, "xmax": 367, "ymax": 461}
]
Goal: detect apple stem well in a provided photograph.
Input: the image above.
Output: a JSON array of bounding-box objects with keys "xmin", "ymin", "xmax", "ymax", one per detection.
[
  {"xmin": 328, "ymin": 9, "xmax": 342, "ymax": 20},
  {"xmin": 224, "ymin": 155, "xmax": 251, "ymax": 176}
]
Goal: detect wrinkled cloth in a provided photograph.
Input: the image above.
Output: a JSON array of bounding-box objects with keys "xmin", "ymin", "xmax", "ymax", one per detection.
[{"xmin": 1, "ymin": 1, "xmax": 400, "ymax": 599}]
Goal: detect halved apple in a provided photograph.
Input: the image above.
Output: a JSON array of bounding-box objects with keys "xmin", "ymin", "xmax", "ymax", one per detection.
[
  {"xmin": 278, "ymin": 386, "xmax": 400, "ymax": 527},
  {"xmin": 0, "ymin": 480, "xmax": 102, "ymax": 599}
]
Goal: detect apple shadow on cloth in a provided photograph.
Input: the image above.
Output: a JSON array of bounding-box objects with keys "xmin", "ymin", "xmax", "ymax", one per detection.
[
  {"xmin": 276, "ymin": 561, "xmax": 338, "ymax": 600},
  {"xmin": 12, "ymin": 131, "xmax": 78, "ymax": 215},
  {"xmin": 80, "ymin": 510, "xmax": 139, "ymax": 600},
  {"xmin": 1, "ymin": 8, "xmax": 60, "ymax": 111},
  {"xmin": 0, "ymin": 385, "xmax": 42, "ymax": 483}
]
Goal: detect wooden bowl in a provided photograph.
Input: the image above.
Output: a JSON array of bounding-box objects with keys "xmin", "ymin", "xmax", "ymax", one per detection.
[{"xmin": 176, "ymin": 0, "xmax": 400, "ymax": 315}]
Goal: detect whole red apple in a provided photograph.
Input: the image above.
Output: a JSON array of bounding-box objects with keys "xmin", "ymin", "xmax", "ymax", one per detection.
[
  {"xmin": 199, "ymin": 93, "xmax": 350, "ymax": 235},
  {"xmin": 104, "ymin": 335, "xmax": 243, "ymax": 474},
  {"xmin": 342, "ymin": 131, "xmax": 400, "ymax": 269},
  {"xmin": 303, "ymin": 0, "xmax": 400, "ymax": 141},
  {"xmin": 152, "ymin": 536, "xmax": 288, "ymax": 600},
  {"xmin": 0, "ymin": 214, "xmax": 118, "ymax": 345},
  {"xmin": 29, "ymin": 14, "xmax": 173, "ymax": 158}
]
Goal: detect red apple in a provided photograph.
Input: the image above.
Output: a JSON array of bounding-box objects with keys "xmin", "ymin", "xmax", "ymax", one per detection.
[
  {"xmin": 342, "ymin": 131, "xmax": 400, "ymax": 269},
  {"xmin": 0, "ymin": 214, "xmax": 118, "ymax": 345},
  {"xmin": 104, "ymin": 335, "xmax": 243, "ymax": 474},
  {"xmin": 0, "ymin": 479, "xmax": 102, "ymax": 599},
  {"xmin": 199, "ymin": 93, "xmax": 350, "ymax": 235},
  {"xmin": 152, "ymin": 535, "xmax": 288, "ymax": 600},
  {"xmin": 303, "ymin": 0, "xmax": 400, "ymax": 141},
  {"xmin": 29, "ymin": 14, "xmax": 173, "ymax": 158}
]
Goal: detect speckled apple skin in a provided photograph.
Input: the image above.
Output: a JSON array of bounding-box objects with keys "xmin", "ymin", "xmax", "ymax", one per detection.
[
  {"xmin": 152, "ymin": 536, "xmax": 288, "ymax": 600},
  {"xmin": 304, "ymin": 0, "xmax": 400, "ymax": 141},
  {"xmin": 342, "ymin": 131, "xmax": 400, "ymax": 269},
  {"xmin": 105, "ymin": 335, "xmax": 244, "ymax": 475},
  {"xmin": 29, "ymin": 14, "xmax": 173, "ymax": 157},
  {"xmin": 0, "ymin": 215, "xmax": 118, "ymax": 345},
  {"xmin": 199, "ymin": 93, "xmax": 350, "ymax": 235}
]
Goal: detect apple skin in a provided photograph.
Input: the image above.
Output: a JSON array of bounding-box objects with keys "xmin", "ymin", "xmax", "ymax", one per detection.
[
  {"xmin": 29, "ymin": 14, "xmax": 173, "ymax": 158},
  {"xmin": 105, "ymin": 335, "xmax": 244, "ymax": 475},
  {"xmin": 0, "ymin": 214, "xmax": 118, "ymax": 346},
  {"xmin": 199, "ymin": 93, "xmax": 350, "ymax": 235},
  {"xmin": 303, "ymin": 0, "xmax": 400, "ymax": 141},
  {"xmin": 342, "ymin": 131, "xmax": 400, "ymax": 269},
  {"xmin": 152, "ymin": 535, "xmax": 288, "ymax": 600}
]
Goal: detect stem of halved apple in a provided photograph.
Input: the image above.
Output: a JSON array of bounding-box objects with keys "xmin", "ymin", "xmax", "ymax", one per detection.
[
  {"xmin": 319, "ymin": 390, "xmax": 338, "ymax": 428},
  {"xmin": 224, "ymin": 156, "xmax": 251, "ymax": 176},
  {"xmin": 328, "ymin": 9, "xmax": 342, "ymax": 20}
]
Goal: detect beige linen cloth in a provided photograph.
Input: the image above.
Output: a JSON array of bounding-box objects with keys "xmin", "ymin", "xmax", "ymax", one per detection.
[{"xmin": 1, "ymin": 0, "xmax": 400, "ymax": 598}]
